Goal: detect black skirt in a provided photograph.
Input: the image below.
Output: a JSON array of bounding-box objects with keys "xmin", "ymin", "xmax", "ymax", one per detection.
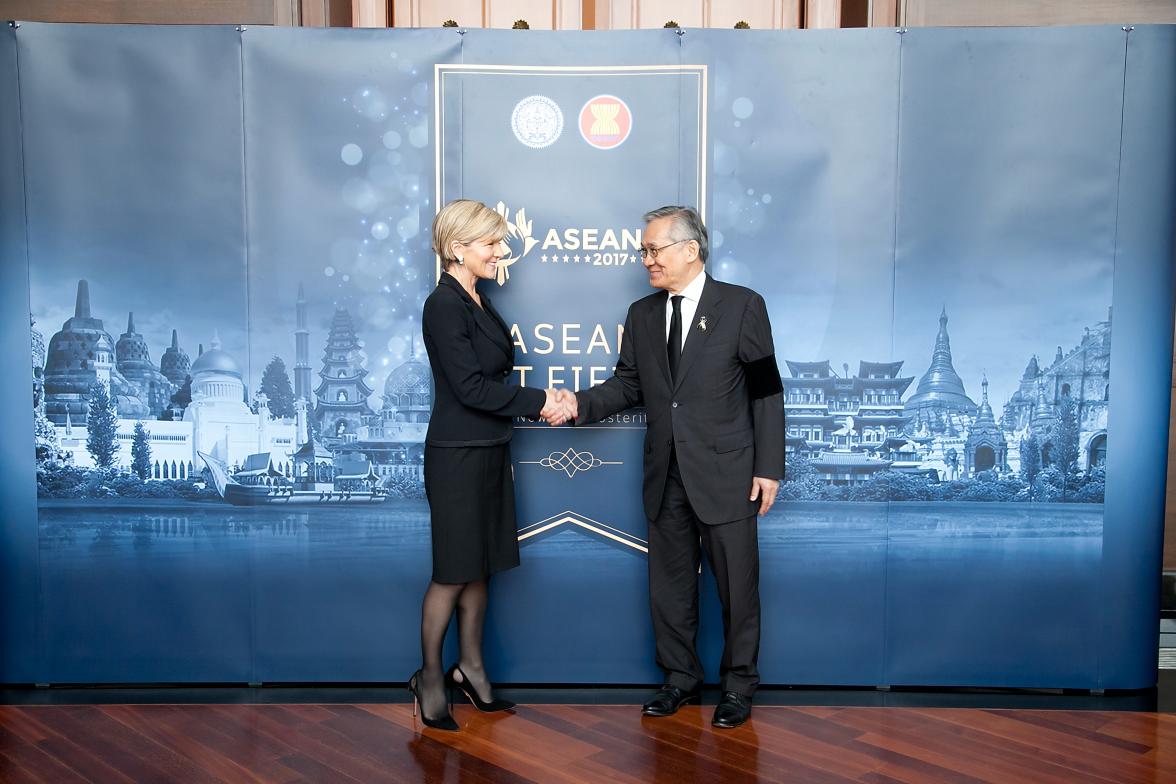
[{"xmin": 424, "ymin": 443, "xmax": 521, "ymax": 584}]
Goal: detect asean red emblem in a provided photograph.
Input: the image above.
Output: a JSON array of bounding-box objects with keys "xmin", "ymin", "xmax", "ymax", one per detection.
[{"xmin": 579, "ymin": 95, "xmax": 632, "ymax": 150}]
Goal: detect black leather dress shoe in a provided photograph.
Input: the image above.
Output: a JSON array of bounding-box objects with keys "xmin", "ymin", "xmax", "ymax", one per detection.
[
  {"xmin": 641, "ymin": 685, "xmax": 700, "ymax": 717},
  {"xmin": 711, "ymin": 691, "xmax": 752, "ymax": 728}
]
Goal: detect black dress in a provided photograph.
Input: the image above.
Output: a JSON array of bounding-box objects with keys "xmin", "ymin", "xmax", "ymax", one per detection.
[{"xmin": 421, "ymin": 273, "xmax": 546, "ymax": 584}]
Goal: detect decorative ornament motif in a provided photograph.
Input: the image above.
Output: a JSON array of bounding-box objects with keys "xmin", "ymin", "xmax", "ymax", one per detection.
[{"xmin": 522, "ymin": 447, "xmax": 623, "ymax": 478}]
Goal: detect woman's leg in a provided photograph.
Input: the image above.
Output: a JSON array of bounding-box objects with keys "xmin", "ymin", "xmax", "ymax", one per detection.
[
  {"xmin": 455, "ymin": 578, "xmax": 496, "ymax": 702},
  {"xmin": 418, "ymin": 579, "xmax": 463, "ymax": 718}
]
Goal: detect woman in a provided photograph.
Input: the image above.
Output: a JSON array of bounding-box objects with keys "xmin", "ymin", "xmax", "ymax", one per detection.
[{"xmin": 409, "ymin": 199, "xmax": 566, "ymax": 730}]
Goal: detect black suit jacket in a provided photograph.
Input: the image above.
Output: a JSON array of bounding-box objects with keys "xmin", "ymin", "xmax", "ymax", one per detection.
[
  {"xmin": 422, "ymin": 272, "xmax": 546, "ymax": 447},
  {"xmin": 576, "ymin": 275, "xmax": 785, "ymax": 524}
]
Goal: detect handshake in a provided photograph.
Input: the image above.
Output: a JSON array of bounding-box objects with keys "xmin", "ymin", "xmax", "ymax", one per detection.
[{"xmin": 539, "ymin": 388, "xmax": 578, "ymax": 426}]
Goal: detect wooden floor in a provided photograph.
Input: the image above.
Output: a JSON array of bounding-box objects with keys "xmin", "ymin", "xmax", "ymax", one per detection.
[{"xmin": 3, "ymin": 702, "xmax": 1176, "ymax": 783}]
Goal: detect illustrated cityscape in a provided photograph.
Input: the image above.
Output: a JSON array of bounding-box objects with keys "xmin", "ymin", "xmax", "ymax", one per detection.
[
  {"xmin": 32, "ymin": 280, "xmax": 430, "ymax": 503},
  {"xmin": 780, "ymin": 307, "xmax": 1109, "ymax": 501},
  {"xmin": 30, "ymin": 279, "xmax": 1109, "ymax": 504}
]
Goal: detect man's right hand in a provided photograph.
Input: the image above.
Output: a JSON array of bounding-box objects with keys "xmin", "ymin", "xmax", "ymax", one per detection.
[{"xmin": 540, "ymin": 388, "xmax": 577, "ymax": 425}]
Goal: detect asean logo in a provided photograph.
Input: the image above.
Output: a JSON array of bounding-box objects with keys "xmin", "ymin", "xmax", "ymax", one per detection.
[
  {"xmin": 511, "ymin": 95, "xmax": 563, "ymax": 149},
  {"xmin": 579, "ymin": 95, "xmax": 632, "ymax": 150},
  {"xmin": 490, "ymin": 201, "xmax": 539, "ymax": 286}
]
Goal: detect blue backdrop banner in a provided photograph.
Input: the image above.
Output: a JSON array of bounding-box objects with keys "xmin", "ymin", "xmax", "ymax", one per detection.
[{"xmin": 1, "ymin": 23, "xmax": 1173, "ymax": 688}]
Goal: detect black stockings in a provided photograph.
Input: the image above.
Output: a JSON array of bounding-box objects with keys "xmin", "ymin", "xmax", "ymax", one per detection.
[{"xmin": 417, "ymin": 578, "xmax": 495, "ymax": 718}]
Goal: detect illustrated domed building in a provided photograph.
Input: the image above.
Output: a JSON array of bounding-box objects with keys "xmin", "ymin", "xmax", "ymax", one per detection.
[
  {"xmin": 904, "ymin": 308, "xmax": 977, "ymax": 436},
  {"xmin": 188, "ymin": 337, "xmax": 246, "ymax": 404},
  {"xmin": 116, "ymin": 312, "xmax": 173, "ymax": 417},
  {"xmin": 182, "ymin": 334, "xmax": 297, "ymax": 468},
  {"xmin": 878, "ymin": 308, "xmax": 980, "ymax": 478},
  {"xmin": 382, "ymin": 354, "xmax": 431, "ymax": 424},
  {"xmin": 43, "ymin": 280, "xmax": 149, "ymax": 424},
  {"xmin": 159, "ymin": 329, "xmax": 192, "ymax": 387}
]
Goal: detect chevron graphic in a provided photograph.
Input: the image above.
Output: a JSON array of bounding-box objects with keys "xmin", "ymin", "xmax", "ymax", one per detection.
[{"xmin": 517, "ymin": 510, "xmax": 647, "ymax": 555}]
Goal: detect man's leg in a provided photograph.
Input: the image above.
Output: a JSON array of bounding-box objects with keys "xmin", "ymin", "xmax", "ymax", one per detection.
[
  {"xmin": 700, "ymin": 515, "xmax": 761, "ymax": 697},
  {"xmin": 648, "ymin": 459, "xmax": 704, "ymax": 694}
]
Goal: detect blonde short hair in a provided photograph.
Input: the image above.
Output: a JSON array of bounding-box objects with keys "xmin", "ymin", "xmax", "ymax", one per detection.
[{"xmin": 431, "ymin": 199, "xmax": 508, "ymax": 270}]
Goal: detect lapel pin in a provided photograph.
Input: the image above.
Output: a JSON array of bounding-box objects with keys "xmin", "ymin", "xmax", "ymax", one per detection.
[{"xmin": 698, "ymin": 316, "xmax": 708, "ymax": 332}]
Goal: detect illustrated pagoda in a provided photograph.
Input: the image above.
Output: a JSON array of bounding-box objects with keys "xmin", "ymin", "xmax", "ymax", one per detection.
[{"xmin": 314, "ymin": 307, "xmax": 374, "ymax": 443}]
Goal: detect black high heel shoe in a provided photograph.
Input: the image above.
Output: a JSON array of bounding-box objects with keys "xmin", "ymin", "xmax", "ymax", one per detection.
[
  {"xmin": 407, "ymin": 669, "xmax": 459, "ymax": 731},
  {"xmin": 445, "ymin": 664, "xmax": 516, "ymax": 713}
]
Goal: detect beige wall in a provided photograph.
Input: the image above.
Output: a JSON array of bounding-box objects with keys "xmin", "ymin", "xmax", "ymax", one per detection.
[
  {"xmin": 22, "ymin": 0, "xmax": 1154, "ymax": 30},
  {"xmin": 390, "ymin": 1, "xmax": 804, "ymax": 29},
  {"xmin": 4, "ymin": 0, "xmax": 1175, "ymax": 30},
  {"xmin": 391, "ymin": 0, "xmax": 583, "ymax": 29},
  {"xmin": 902, "ymin": 0, "xmax": 1176, "ymax": 27},
  {"xmin": 391, "ymin": 0, "xmax": 1176, "ymax": 29},
  {"xmin": 0, "ymin": 0, "xmax": 288, "ymax": 25},
  {"xmin": 0, "ymin": 0, "xmax": 354, "ymax": 26}
]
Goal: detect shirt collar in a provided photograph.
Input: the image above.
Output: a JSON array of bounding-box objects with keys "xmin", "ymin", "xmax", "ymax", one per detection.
[{"xmin": 673, "ymin": 269, "xmax": 707, "ymax": 304}]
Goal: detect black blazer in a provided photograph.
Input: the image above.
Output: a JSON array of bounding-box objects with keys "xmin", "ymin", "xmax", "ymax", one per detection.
[
  {"xmin": 422, "ymin": 272, "xmax": 546, "ymax": 447},
  {"xmin": 576, "ymin": 275, "xmax": 785, "ymax": 524}
]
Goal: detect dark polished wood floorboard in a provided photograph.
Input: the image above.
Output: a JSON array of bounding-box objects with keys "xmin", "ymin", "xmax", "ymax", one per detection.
[{"xmin": 3, "ymin": 704, "xmax": 1176, "ymax": 783}]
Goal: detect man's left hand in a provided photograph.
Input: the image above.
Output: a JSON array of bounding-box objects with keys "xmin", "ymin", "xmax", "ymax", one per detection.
[{"xmin": 749, "ymin": 477, "xmax": 779, "ymax": 517}]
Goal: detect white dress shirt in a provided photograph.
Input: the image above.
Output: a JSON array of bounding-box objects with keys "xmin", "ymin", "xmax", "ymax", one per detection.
[{"xmin": 665, "ymin": 270, "xmax": 707, "ymax": 351}]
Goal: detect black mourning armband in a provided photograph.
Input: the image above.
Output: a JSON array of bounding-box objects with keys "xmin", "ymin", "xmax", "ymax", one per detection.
[{"xmin": 744, "ymin": 354, "xmax": 783, "ymax": 399}]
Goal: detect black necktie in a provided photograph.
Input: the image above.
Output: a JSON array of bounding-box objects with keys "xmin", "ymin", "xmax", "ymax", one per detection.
[{"xmin": 668, "ymin": 295, "xmax": 683, "ymax": 383}]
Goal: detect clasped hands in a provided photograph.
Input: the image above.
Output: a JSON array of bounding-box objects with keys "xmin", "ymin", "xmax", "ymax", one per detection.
[{"xmin": 539, "ymin": 388, "xmax": 578, "ymax": 426}]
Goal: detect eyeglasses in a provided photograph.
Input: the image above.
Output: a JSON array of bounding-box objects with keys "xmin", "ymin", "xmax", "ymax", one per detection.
[{"xmin": 638, "ymin": 239, "xmax": 688, "ymax": 260}]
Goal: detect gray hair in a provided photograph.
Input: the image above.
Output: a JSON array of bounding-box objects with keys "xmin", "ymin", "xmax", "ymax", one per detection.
[{"xmin": 643, "ymin": 205, "xmax": 709, "ymax": 263}]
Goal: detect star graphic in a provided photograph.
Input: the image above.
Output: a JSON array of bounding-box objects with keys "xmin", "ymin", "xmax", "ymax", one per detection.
[
  {"xmin": 541, "ymin": 254, "xmax": 548, "ymax": 263},
  {"xmin": 563, "ymin": 254, "xmax": 570, "ymax": 263},
  {"xmin": 573, "ymin": 254, "xmax": 581, "ymax": 263}
]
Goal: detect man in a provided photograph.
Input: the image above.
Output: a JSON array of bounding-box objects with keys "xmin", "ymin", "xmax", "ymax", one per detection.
[{"xmin": 556, "ymin": 206, "xmax": 784, "ymax": 728}]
